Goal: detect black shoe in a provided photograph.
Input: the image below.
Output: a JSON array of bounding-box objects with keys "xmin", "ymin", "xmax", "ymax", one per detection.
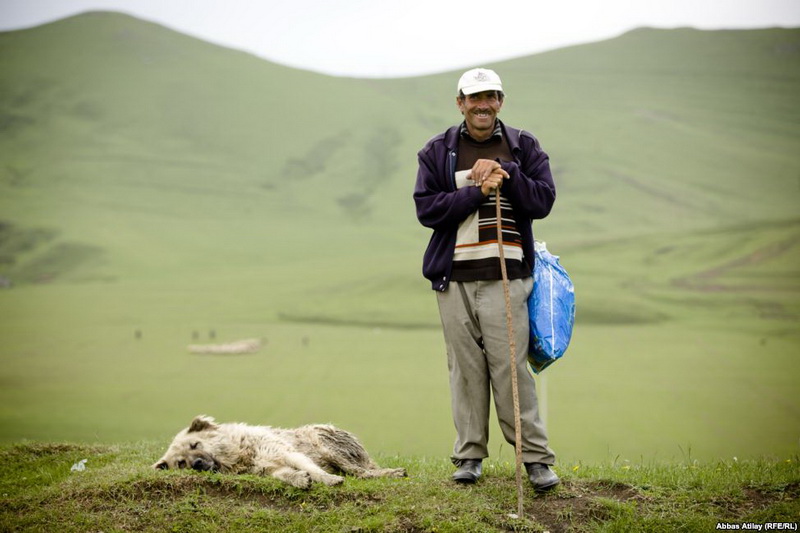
[
  {"xmin": 525, "ymin": 463, "xmax": 560, "ymax": 491},
  {"xmin": 452, "ymin": 459, "xmax": 482, "ymax": 484}
]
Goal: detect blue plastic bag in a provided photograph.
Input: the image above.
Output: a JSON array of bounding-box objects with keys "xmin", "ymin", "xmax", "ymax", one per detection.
[{"xmin": 528, "ymin": 241, "xmax": 575, "ymax": 373}]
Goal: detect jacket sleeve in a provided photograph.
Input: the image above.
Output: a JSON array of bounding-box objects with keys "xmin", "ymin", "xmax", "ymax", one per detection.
[
  {"xmin": 499, "ymin": 133, "xmax": 556, "ymax": 220},
  {"xmin": 414, "ymin": 145, "xmax": 485, "ymax": 231}
]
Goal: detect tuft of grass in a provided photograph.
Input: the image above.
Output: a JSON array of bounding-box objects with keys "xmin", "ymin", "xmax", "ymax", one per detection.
[{"xmin": 0, "ymin": 442, "xmax": 797, "ymax": 532}]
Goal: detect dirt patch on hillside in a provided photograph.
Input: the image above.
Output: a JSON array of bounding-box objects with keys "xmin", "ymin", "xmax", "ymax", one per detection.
[
  {"xmin": 518, "ymin": 479, "xmax": 799, "ymax": 533},
  {"xmin": 521, "ymin": 479, "xmax": 645, "ymax": 533}
]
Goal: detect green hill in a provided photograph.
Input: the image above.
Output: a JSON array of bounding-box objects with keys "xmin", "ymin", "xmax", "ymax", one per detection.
[
  {"xmin": 0, "ymin": 12, "xmax": 798, "ymax": 463},
  {"xmin": 1, "ymin": 442, "xmax": 797, "ymax": 532}
]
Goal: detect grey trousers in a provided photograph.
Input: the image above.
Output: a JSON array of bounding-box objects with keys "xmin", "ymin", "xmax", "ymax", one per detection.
[{"xmin": 436, "ymin": 278, "xmax": 555, "ymax": 465}]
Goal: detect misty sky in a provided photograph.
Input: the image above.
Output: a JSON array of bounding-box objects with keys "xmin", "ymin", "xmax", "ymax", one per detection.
[{"xmin": 1, "ymin": 0, "xmax": 799, "ymax": 77}]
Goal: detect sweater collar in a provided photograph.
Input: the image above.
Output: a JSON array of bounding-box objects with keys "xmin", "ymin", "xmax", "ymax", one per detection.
[
  {"xmin": 446, "ymin": 120, "xmax": 519, "ymax": 152},
  {"xmin": 459, "ymin": 120, "xmax": 502, "ymax": 142}
]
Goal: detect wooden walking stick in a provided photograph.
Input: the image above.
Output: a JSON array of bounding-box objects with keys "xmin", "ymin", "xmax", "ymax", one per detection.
[{"xmin": 495, "ymin": 189, "xmax": 526, "ymax": 518}]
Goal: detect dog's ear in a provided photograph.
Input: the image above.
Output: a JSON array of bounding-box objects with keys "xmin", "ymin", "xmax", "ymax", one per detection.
[
  {"xmin": 188, "ymin": 415, "xmax": 217, "ymax": 433},
  {"xmin": 153, "ymin": 460, "xmax": 169, "ymax": 470}
]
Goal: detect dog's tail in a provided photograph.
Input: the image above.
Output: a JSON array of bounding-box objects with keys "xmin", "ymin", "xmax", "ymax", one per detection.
[{"xmin": 314, "ymin": 425, "xmax": 376, "ymax": 467}]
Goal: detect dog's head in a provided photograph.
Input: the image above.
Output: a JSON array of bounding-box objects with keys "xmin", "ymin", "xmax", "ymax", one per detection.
[{"xmin": 153, "ymin": 415, "xmax": 223, "ymax": 472}]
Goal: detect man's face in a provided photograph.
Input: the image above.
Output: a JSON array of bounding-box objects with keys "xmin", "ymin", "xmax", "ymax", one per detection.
[{"xmin": 457, "ymin": 90, "xmax": 503, "ymax": 140}]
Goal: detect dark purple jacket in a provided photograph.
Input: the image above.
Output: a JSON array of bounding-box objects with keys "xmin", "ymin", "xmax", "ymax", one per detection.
[{"xmin": 414, "ymin": 120, "xmax": 556, "ymax": 291}]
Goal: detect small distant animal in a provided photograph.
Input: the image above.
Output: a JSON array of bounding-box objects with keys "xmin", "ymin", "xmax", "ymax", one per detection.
[{"xmin": 153, "ymin": 415, "xmax": 407, "ymax": 489}]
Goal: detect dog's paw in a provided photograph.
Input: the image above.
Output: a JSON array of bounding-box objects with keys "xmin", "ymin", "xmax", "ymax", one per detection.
[
  {"xmin": 321, "ymin": 473, "xmax": 344, "ymax": 486},
  {"xmin": 388, "ymin": 468, "xmax": 408, "ymax": 478},
  {"xmin": 290, "ymin": 471, "xmax": 312, "ymax": 489}
]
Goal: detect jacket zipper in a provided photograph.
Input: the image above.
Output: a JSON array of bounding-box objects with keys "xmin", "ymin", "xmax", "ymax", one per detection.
[{"xmin": 448, "ymin": 150, "xmax": 457, "ymax": 189}]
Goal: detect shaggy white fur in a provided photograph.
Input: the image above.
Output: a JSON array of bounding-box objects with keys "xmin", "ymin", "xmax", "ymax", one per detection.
[{"xmin": 154, "ymin": 415, "xmax": 406, "ymax": 489}]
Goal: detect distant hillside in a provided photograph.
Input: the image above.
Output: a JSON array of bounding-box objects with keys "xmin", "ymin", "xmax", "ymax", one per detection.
[
  {"xmin": 1, "ymin": 12, "xmax": 798, "ymax": 319},
  {"xmin": 0, "ymin": 11, "xmax": 421, "ymax": 286}
]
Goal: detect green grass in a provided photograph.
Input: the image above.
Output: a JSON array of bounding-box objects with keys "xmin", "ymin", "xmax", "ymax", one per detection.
[
  {"xmin": 0, "ymin": 442, "xmax": 797, "ymax": 532},
  {"xmin": 0, "ymin": 13, "xmax": 798, "ymax": 466}
]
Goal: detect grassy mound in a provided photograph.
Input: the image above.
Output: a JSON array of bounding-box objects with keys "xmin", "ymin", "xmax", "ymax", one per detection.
[{"xmin": 1, "ymin": 442, "xmax": 797, "ymax": 532}]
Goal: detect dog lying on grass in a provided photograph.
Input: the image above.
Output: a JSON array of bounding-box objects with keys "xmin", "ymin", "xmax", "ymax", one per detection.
[{"xmin": 153, "ymin": 415, "xmax": 407, "ymax": 489}]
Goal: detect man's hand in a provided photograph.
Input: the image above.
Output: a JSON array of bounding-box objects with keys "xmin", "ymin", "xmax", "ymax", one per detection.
[{"xmin": 470, "ymin": 159, "xmax": 509, "ymax": 196}]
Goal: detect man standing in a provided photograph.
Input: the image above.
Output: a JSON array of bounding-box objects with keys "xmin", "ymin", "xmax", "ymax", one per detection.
[{"xmin": 414, "ymin": 68, "xmax": 559, "ymax": 490}]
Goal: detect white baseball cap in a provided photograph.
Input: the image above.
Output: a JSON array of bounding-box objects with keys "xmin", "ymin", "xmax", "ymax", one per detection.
[{"xmin": 457, "ymin": 68, "xmax": 503, "ymax": 96}]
